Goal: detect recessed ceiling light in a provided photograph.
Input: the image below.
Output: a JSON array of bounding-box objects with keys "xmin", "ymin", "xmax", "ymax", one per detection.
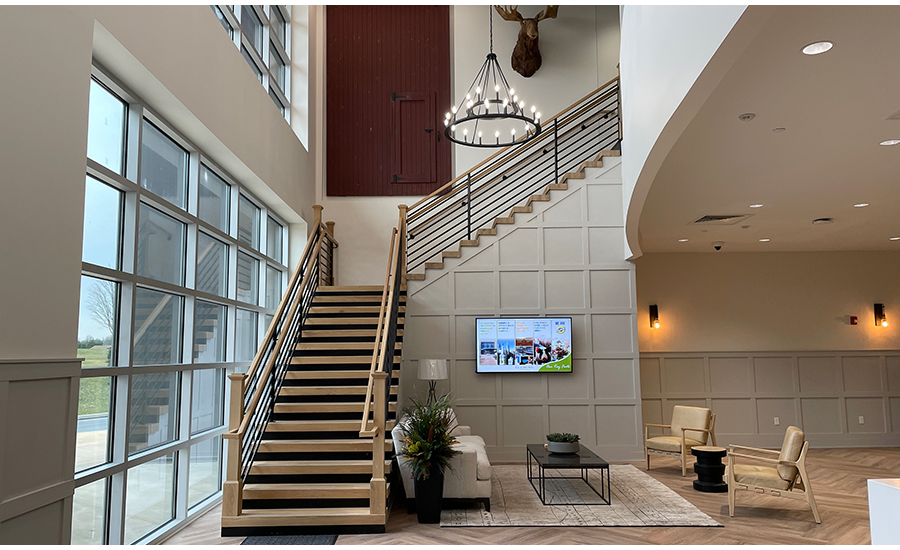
[
  {"xmin": 853, "ymin": 203, "xmax": 869, "ymax": 208},
  {"xmin": 759, "ymin": 238, "xmax": 771, "ymax": 242},
  {"xmin": 891, "ymin": 237, "xmax": 900, "ymax": 241},
  {"xmin": 749, "ymin": 204, "xmax": 764, "ymax": 208},
  {"xmin": 880, "ymin": 139, "xmax": 900, "ymax": 146},
  {"xmin": 772, "ymin": 128, "xmax": 786, "ymax": 133},
  {"xmin": 812, "ymin": 218, "xmax": 833, "ymax": 225},
  {"xmin": 738, "ymin": 113, "xmax": 756, "ymax": 121},
  {"xmin": 801, "ymin": 41, "xmax": 834, "ymax": 55},
  {"xmin": 677, "ymin": 239, "xmax": 689, "ymax": 243}
]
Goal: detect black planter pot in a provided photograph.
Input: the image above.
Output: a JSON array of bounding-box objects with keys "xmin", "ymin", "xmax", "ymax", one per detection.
[{"xmin": 413, "ymin": 468, "xmax": 444, "ymax": 524}]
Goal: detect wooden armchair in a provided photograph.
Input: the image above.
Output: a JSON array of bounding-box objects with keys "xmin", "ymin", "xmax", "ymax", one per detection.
[
  {"xmin": 644, "ymin": 405, "xmax": 717, "ymax": 476},
  {"xmin": 726, "ymin": 426, "xmax": 820, "ymax": 523}
]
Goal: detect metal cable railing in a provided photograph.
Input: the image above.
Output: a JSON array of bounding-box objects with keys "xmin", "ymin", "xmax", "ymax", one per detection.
[{"xmin": 405, "ymin": 78, "xmax": 620, "ymax": 272}]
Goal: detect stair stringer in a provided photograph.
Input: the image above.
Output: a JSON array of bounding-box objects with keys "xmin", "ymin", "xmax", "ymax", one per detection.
[{"xmin": 408, "ymin": 154, "xmax": 623, "ymax": 287}]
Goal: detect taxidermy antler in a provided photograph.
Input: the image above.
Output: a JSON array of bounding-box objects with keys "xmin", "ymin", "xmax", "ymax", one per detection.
[{"xmin": 494, "ymin": 5, "xmax": 559, "ymax": 78}]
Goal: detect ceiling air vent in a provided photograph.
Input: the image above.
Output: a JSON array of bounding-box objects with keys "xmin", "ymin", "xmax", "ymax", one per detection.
[
  {"xmin": 886, "ymin": 109, "xmax": 900, "ymax": 121},
  {"xmin": 691, "ymin": 214, "xmax": 752, "ymax": 225}
]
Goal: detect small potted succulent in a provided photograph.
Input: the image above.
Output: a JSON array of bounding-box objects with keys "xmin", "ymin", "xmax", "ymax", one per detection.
[{"xmin": 545, "ymin": 432, "xmax": 581, "ymax": 454}]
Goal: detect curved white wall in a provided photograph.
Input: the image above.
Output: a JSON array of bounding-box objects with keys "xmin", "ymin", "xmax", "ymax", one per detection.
[{"xmin": 619, "ymin": 5, "xmax": 758, "ymax": 259}]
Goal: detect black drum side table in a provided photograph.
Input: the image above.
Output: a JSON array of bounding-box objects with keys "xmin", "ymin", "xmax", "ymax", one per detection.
[{"xmin": 691, "ymin": 446, "xmax": 728, "ymax": 493}]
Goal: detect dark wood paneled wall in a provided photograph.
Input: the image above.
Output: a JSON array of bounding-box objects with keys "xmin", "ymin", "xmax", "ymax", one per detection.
[{"xmin": 326, "ymin": 5, "xmax": 451, "ymax": 196}]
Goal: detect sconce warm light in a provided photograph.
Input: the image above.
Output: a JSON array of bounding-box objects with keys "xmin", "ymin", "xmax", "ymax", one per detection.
[
  {"xmin": 649, "ymin": 304, "xmax": 660, "ymax": 329},
  {"xmin": 875, "ymin": 303, "xmax": 888, "ymax": 327}
]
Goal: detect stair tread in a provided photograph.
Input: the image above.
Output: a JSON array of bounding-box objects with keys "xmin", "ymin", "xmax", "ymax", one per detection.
[
  {"xmin": 238, "ymin": 506, "xmax": 378, "ymax": 516},
  {"xmin": 304, "ymin": 317, "xmax": 405, "ymax": 325},
  {"xmin": 244, "ymin": 482, "xmax": 372, "ymax": 491},
  {"xmin": 258, "ymin": 438, "xmax": 393, "ymax": 448},
  {"xmin": 265, "ymin": 419, "xmax": 396, "ymax": 430},
  {"xmin": 284, "ymin": 370, "xmax": 399, "ymax": 379},
  {"xmin": 253, "ymin": 459, "xmax": 391, "ymax": 466}
]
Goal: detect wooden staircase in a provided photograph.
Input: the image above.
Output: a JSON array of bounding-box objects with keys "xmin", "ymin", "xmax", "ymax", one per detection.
[
  {"xmin": 221, "ymin": 285, "xmax": 405, "ymax": 536},
  {"xmin": 407, "ymin": 150, "xmax": 620, "ymax": 282}
]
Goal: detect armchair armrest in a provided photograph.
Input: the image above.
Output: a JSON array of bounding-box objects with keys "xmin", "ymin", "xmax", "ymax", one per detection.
[
  {"xmin": 728, "ymin": 451, "xmax": 798, "ymax": 467},
  {"xmin": 644, "ymin": 423, "xmax": 671, "ymax": 429},
  {"xmin": 452, "ymin": 424, "xmax": 472, "ymax": 437},
  {"xmin": 728, "ymin": 444, "xmax": 779, "ymax": 454}
]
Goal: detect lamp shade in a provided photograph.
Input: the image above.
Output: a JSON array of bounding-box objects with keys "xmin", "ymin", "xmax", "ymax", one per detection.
[{"xmin": 418, "ymin": 359, "xmax": 448, "ymax": 381}]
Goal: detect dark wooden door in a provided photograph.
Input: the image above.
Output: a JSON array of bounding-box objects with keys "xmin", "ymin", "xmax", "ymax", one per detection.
[
  {"xmin": 392, "ymin": 92, "xmax": 436, "ymax": 184},
  {"xmin": 326, "ymin": 5, "xmax": 451, "ymax": 196}
]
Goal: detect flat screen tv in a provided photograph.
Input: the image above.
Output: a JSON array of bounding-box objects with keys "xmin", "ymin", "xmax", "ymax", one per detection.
[{"xmin": 475, "ymin": 317, "xmax": 573, "ymax": 373}]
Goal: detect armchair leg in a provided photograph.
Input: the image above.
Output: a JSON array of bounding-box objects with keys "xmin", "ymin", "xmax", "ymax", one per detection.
[
  {"xmin": 799, "ymin": 470, "xmax": 821, "ymax": 524},
  {"xmin": 728, "ymin": 483, "xmax": 735, "ymax": 517},
  {"xmin": 681, "ymin": 452, "xmax": 687, "ymax": 477},
  {"xmin": 645, "ymin": 447, "xmax": 650, "ymax": 470}
]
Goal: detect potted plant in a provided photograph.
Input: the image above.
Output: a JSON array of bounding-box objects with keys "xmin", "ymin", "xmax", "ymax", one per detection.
[
  {"xmin": 545, "ymin": 432, "xmax": 581, "ymax": 454},
  {"xmin": 396, "ymin": 393, "xmax": 461, "ymax": 523}
]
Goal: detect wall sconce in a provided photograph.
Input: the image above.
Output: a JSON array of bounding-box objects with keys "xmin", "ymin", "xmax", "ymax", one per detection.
[
  {"xmin": 875, "ymin": 303, "xmax": 888, "ymax": 327},
  {"xmin": 649, "ymin": 304, "xmax": 660, "ymax": 329}
]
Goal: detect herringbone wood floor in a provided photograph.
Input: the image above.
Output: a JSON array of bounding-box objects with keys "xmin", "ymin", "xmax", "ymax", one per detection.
[{"xmin": 163, "ymin": 447, "xmax": 898, "ymax": 545}]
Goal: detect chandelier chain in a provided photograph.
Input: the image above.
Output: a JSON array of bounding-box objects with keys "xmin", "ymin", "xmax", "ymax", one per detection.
[{"xmin": 489, "ymin": 6, "xmax": 493, "ymax": 54}]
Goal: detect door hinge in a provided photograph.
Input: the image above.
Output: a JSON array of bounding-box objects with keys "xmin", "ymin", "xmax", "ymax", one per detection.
[
  {"xmin": 392, "ymin": 174, "xmax": 407, "ymax": 183},
  {"xmin": 391, "ymin": 93, "xmax": 408, "ymax": 101}
]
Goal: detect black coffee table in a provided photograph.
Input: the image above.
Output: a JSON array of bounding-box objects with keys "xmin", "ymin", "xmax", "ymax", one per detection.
[
  {"xmin": 526, "ymin": 444, "xmax": 611, "ymax": 505},
  {"xmin": 691, "ymin": 445, "xmax": 728, "ymax": 493}
]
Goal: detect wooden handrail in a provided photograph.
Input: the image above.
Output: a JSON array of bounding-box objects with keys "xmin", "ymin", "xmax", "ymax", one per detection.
[
  {"xmin": 359, "ymin": 227, "xmax": 398, "ymax": 437},
  {"xmin": 406, "ymin": 75, "xmax": 620, "ymax": 214},
  {"xmin": 233, "ymin": 229, "xmax": 327, "ymax": 437},
  {"xmin": 243, "ymin": 222, "xmax": 319, "ymax": 384}
]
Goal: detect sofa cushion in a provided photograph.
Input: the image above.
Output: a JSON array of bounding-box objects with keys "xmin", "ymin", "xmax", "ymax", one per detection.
[
  {"xmin": 727, "ymin": 464, "xmax": 792, "ymax": 491},
  {"xmin": 456, "ymin": 435, "xmax": 491, "ymax": 480},
  {"xmin": 646, "ymin": 435, "xmax": 704, "ymax": 452}
]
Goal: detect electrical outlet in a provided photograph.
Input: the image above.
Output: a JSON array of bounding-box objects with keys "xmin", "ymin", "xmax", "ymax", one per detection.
[
  {"xmin": 774, "ymin": 416, "xmax": 780, "ymax": 426},
  {"xmin": 859, "ymin": 415, "xmax": 865, "ymax": 425}
]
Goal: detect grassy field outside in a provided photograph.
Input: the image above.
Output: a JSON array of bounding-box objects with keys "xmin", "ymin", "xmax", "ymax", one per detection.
[{"xmin": 77, "ymin": 348, "xmax": 112, "ymax": 416}]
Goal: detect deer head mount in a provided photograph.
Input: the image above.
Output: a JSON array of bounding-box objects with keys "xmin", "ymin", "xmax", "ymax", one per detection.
[{"xmin": 494, "ymin": 5, "xmax": 559, "ymax": 78}]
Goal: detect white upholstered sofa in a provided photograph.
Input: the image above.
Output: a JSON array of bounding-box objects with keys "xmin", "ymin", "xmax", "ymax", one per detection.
[{"xmin": 391, "ymin": 411, "xmax": 492, "ymax": 511}]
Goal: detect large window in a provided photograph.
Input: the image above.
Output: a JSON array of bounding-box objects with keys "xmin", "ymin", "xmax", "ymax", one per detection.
[
  {"xmin": 74, "ymin": 67, "xmax": 289, "ymax": 544},
  {"xmin": 212, "ymin": 5, "xmax": 291, "ymax": 120}
]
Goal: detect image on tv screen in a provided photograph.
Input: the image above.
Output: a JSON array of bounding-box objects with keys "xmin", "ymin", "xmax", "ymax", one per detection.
[{"xmin": 475, "ymin": 317, "xmax": 572, "ymax": 373}]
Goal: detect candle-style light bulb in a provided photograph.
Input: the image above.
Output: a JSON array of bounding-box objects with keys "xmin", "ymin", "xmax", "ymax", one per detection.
[
  {"xmin": 520, "ymin": 100, "xmax": 525, "ymax": 109},
  {"xmin": 445, "ymin": 112, "xmax": 451, "ymax": 119},
  {"xmin": 466, "ymin": 93, "xmax": 471, "ymax": 100},
  {"xmin": 444, "ymin": 119, "xmax": 449, "ymax": 127},
  {"xmin": 494, "ymin": 84, "xmax": 500, "ymax": 93},
  {"xmin": 509, "ymin": 88, "xmax": 515, "ymax": 95},
  {"xmin": 451, "ymin": 105, "xmax": 457, "ymax": 114},
  {"xmin": 451, "ymin": 124, "xmax": 456, "ymax": 132},
  {"xmin": 476, "ymin": 86, "xmax": 481, "ymax": 95},
  {"xmin": 513, "ymin": 95, "xmax": 518, "ymax": 103},
  {"xmin": 536, "ymin": 112, "xmax": 541, "ymax": 120},
  {"xmin": 531, "ymin": 105, "xmax": 536, "ymax": 113}
]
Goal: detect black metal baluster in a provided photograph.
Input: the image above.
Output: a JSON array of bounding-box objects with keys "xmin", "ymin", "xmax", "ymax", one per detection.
[
  {"xmin": 554, "ymin": 118, "xmax": 559, "ymax": 185},
  {"xmin": 466, "ymin": 173, "xmax": 472, "ymax": 240}
]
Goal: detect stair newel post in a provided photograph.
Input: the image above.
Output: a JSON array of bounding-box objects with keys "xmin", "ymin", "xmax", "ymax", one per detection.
[
  {"xmin": 370, "ymin": 371, "xmax": 389, "ymax": 515},
  {"xmin": 325, "ymin": 221, "xmax": 336, "ymax": 286},
  {"xmin": 223, "ymin": 373, "xmax": 247, "ymax": 517},
  {"xmin": 398, "ymin": 205, "xmax": 408, "ymax": 285},
  {"xmin": 553, "ymin": 118, "xmax": 559, "ymax": 185},
  {"xmin": 616, "ymin": 65, "xmax": 622, "ymax": 143},
  {"xmin": 466, "ymin": 174, "xmax": 472, "ymax": 241}
]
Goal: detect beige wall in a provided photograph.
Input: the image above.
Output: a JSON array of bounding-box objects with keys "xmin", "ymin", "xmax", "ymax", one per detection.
[
  {"xmin": 0, "ymin": 5, "xmax": 314, "ymax": 542},
  {"xmin": 635, "ymin": 251, "xmax": 900, "ymax": 448},
  {"xmin": 635, "ymin": 252, "xmax": 900, "ymax": 352},
  {"xmin": 402, "ymin": 157, "xmax": 644, "ymax": 463},
  {"xmin": 313, "ymin": 5, "xmax": 620, "ymax": 286}
]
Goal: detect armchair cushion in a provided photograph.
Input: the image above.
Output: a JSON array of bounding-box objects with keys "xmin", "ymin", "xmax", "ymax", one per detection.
[
  {"xmin": 669, "ymin": 406, "xmax": 712, "ymax": 445},
  {"xmin": 777, "ymin": 426, "xmax": 804, "ymax": 482},
  {"xmin": 727, "ymin": 463, "xmax": 792, "ymax": 491},
  {"xmin": 646, "ymin": 435, "xmax": 704, "ymax": 453}
]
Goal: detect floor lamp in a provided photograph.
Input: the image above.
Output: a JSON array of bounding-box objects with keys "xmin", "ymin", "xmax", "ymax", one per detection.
[{"xmin": 418, "ymin": 359, "xmax": 448, "ymax": 404}]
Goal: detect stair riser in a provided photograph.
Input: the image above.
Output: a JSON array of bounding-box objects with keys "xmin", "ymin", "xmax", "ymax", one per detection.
[
  {"xmin": 275, "ymin": 394, "xmax": 398, "ymax": 404},
  {"xmin": 292, "ymin": 349, "xmax": 399, "ymax": 357},
  {"xmin": 281, "ymin": 378, "xmax": 398, "ymax": 387},
  {"xmin": 242, "ymin": 498, "xmax": 370, "ymax": 510},
  {"xmin": 244, "ymin": 473, "xmax": 375, "ymax": 485},
  {"xmin": 255, "ymin": 451, "xmax": 393, "ymax": 462},
  {"xmin": 271, "ymin": 412, "xmax": 396, "ymax": 422}
]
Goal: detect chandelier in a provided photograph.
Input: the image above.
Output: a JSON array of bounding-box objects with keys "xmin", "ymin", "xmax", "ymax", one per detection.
[{"xmin": 443, "ymin": 7, "xmax": 541, "ymax": 148}]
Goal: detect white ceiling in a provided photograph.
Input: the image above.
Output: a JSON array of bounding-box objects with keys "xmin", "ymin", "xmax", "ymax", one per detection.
[{"xmin": 638, "ymin": 6, "xmax": 900, "ymax": 253}]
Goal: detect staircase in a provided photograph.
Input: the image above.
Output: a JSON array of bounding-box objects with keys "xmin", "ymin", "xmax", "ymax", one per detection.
[{"xmin": 224, "ymin": 286, "xmax": 404, "ymax": 534}]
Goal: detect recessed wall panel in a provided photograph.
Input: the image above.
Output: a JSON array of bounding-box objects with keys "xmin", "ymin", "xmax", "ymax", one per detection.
[
  {"xmin": 543, "ymin": 189, "xmax": 583, "ymax": 223},
  {"xmin": 639, "ymin": 358, "xmax": 661, "ymax": 394},
  {"xmin": 887, "ymin": 357, "xmax": 900, "ymax": 392},
  {"xmin": 594, "ymin": 359, "xmax": 636, "ymax": 399},
  {"xmin": 589, "ymin": 270, "xmax": 632, "ymax": 308},
  {"xmin": 842, "ymin": 356, "xmax": 882, "ymax": 393},
  {"xmin": 499, "ymin": 271, "xmax": 539, "ymax": 308},
  {"xmin": 891, "ymin": 398, "xmax": 900, "ymax": 433},
  {"xmin": 455, "ymin": 315, "xmax": 478, "ymax": 355},
  {"xmin": 545, "ymin": 270, "xmax": 585, "ymax": 308},
  {"xmin": 459, "ymin": 243, "xmax": 497, "ymax": 268},
  {"xmin": 500, "ymin": 373, "xmax": 545, "ymax": 400},
  {"xmin": 664, "ymin": 399, "xmax": 708, "ymax": 422},
  {"xmin": 590, "ymin": 314, "xmax": 634, "ymax": 354},
  {"xmin": 846, "ymin": 397, "xmax": 886, "ymax": 434},
  {"xmin": 501, "ymin": 406, "xmax": 544, "ymax": 446},
  {"xmin": 710, "ymin": 398, "xmax": 756, "ymax": 435},
  {"xmin": 544, "ymin": 228, "xmax": 583, "ymax": 265},
  {"xmin": 753, "ymin": 357, "xmax": 794, "ymax": 395},
  {"xmin": 411, "ymin": 275, "xmax": 449, "ymax": 312},
  {"xmin": 403, "ymin": 315, "xmax": 449, "ymax": 357},
  {"xmin": 498, "ymin": 228, "xmax": 538, "ymax": 266},
  {"xmin": 595, "ymin": 405, "xmax": 638, "ymax": 446},
  {"xmin": 798, "ymin": 356, "xmax": 841, "ymax": 393},
  {"xmin": 642, "ymin": 399, "xmax": 664, "ymax": 437},
  {"xmin": 709, "ymin": 357, "xmax": 751, "ymax": 394},
  {"xmin": 587, "ymin": 184, "xmax": 624, "ymax": 225},
  {"xmin": 588, "ymin": 227, "xmax": 625, "ymax": 264},
  {"xmin": 663, "ymin": 357, "xmax": 705, "ymax": 394},
  {"xmin": 800, "ymin": 398, "xmax": 842, "ymax": 434},
  {"xmin": 756, "ymin": 398, "xmax": 798, "ymax": 434},
  {"xmin": 454, "ymin": 271, "xmax": 494, "ymax": 310}
]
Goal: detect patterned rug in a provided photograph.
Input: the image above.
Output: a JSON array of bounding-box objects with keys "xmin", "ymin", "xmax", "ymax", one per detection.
[{"xmin": 440, "ymin": 464, "xmax": 721, "ymax": 527}]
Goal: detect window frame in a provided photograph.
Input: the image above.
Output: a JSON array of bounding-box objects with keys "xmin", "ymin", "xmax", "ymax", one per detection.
[{"xmin": 75, "ymin": 63, "xmax": 290, "ymax": 545}]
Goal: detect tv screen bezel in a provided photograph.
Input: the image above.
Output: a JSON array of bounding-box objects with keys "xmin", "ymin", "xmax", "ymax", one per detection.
[{"xmin": 474, "ymin": 316, "xmax": 574, "ymax": 374}]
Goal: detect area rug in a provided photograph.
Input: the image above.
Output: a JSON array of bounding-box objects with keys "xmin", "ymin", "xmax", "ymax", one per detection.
[
  {"xmin": 241, "ymin": 534, "xmax": 338, "ymax": 544},
  {"xmin": 440, "ymin": 464, "xmax": 721, "ymax": 527}
]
